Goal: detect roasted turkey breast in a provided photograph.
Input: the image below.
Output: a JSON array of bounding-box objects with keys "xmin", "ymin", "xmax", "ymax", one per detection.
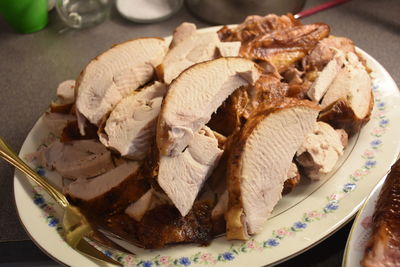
[
  {"xmin": 157, "ymin": 57, "xmax": 262, "ymax": 157},
  {"xmin": 75, "ymin": 38, "xmax": 167, "ymax": 134},
  {"xmin": 158, "ymin": 126, "xmax": 223, "ymax": 216},
  {"xmin": 226, "ymin": 98, "xmax": 320, "ymax": 240},
  {"xmin": 99, "ymin": 81, "xmax": 167, "ymax": 159},
  {"xmin": 318, "ymin": 52, "xmax": 373, "ymax": 135}
]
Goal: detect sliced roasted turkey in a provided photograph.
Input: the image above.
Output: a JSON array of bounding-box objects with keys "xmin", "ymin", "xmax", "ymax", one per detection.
[
  {"xmin": 216, "ymin": 42, "xmax": 241, "ymax": 57},
  {"xmin": 217, "ymin": 14, "xmax": 301, "ymax": 43},
  {"xmin": 169, "ymin": 22, "xmax": 197, "ymax": 49},
  {"xmin": 319, "ymin": 52, "xmax": 373, "ymax": 135},
  {"xmin": 75, "ymin": 38, "xmax": 167, "ymax": 134},
  {"xmin": 208, "ymin": 73, "xmax": 288, "ymax": 136},
  {"xmin": 157, "ymin": 57, "xmax": 262, "ymax": 157},
  {"xmin": 65, "ymin": 161, "xmax": 138, "ymax": 199},
  {"xmin": 65, "ymin": 161, "xmax": 148, "ymax": 214},
  {"xmin": 240, "ymin": 23, "xmax": 330, "ymax": 72},
  {"xmin": 42, "ymin": 112, "xmax": 77, "ymax": 137},
  {"xmin": 125, "ymin": 188, "xmax": 167, "ymax": 221},
  {"xmin": 33, "ymin": 139, "xmax": 114, "ymax": 180},
  {"xmin": 158, "ymin": 126, "xmax": 223, "ymax": 216},
  {"xmin": 50, "ymin": 80, "xmax": 76, "ymax": 113},
  {"xmin": 99, "ymin": 82, "xmax": 167, "ymax": 160},
  {"xmin": 307, "ymin": 50, "xmax": 346, "ymax": 103},
  {"xmin": 296, "ymin": 121, "xmax": 348, "ymax": 180},
  {"xmin": 303, "ymin": 36, "xmax": 356, "ymax": 72},
  {"xmin": 226, "ymin": 98, "xmax": 320, "ymax": 240},
  {"xmin": 160, "ymin": 32, "xmax": 220, "ymax": 84}
]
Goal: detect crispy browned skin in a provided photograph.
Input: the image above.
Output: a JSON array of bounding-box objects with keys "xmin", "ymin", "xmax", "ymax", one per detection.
[
  {"xmin": 282, "ymin": 172, "xmax": 301, "ymax": 195},
  {"xmin": 67, "ymin": 172, "xmax": 149, "ymax": 216},
  {"xmin": 218, "ymin": 14, "xmax": 301, "ymax": 42},
  {"xmin": 94, "ymin": 202, "xmax": 214, "ymax": 249},
  {"xmin": 207, "ymin": 88, "xmax": 247, "ymax": 137},
  {"xmin": 136, "ymin": 202, "xmax": 213, "ymax": 248},
  {"xmin": 240, "ymin": 23, "xmax": 330, "ymax": 72},
  {"xmin": 318, "ymin": 92, "xmax": 374, "ymax": 136},
  {"xmin": 362, "ymin": 159, "xmax": 400, "ymax": 267},
  {"xmin": 208, "ymin": 74, "xmax": 288, "ymax": 136},
  {"xmin": 226, "ymin": 98, "xmax": 320, "ymax": 239},
  {"xmin": 286, "ymin": 82, "xmax": 312, "ymax": 99}
]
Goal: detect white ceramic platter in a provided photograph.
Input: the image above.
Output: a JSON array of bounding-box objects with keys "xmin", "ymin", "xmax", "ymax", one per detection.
[
  {"xmin": 14, "ymin": 27, "xmax": 400, "ymax": 267},
  {"xmin": 342, "ymin": 172, "xmax": 389, "ymax": 267}
]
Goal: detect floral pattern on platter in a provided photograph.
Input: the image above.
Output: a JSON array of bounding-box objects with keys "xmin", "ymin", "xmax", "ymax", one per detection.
[
  {"xmin": 33, "ymin": 81, "xmax": 388, "ymax": 266},
  {"xmin": 32, "ymin": 187, "xmax": 63, "ymax": 233}
]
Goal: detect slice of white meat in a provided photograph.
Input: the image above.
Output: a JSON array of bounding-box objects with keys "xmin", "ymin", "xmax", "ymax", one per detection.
[
  {"xmin": 125, "ymin": 189, "xmax": 153, "ymax": 221},
  {"xmin": 286, "ymin": 162, "xmax": 299, "ymax": 180},
  {"xmin": 211, "ymin": 190, "xmax": 228, "ymax": 220},
  {"xmin": 158, "ymin": 126, "xmax": 223, "ymax": 217},
  {"xmin": 99, "ymin": 82, "xmax": 167, "ymax": 160},
  {"xmin": 321, "ymin": 52, "xmax": 371, "ymax": 114},
  {"xmin": 307, "ymin": 50, "xmax": 346, "ymax": 103},
  {"xmin": 318, "ymin": 52, "xmax": 373, "ymax": 135},
  {"xmin": 125, "ymin": 188, "xmax": 167, "ymax": 221},
  {"xmin": 56, "ymin": 80, "xmax": 75, "ymax": 104},
  {"xmin": 296, "ymin": 121, "xmax": 347, "ymax": 180},
  {"xmin": 65, "ymin": 161, "xmax": 139, "ymax": 201},
  {"xmin": 216, "ymin": 42, "xmax": 241, "ymax": 57},
  {"xmin": 75, "ymin": 38, "xmax": 167, "ymax": 134},
  {"xmin": 50, "ymin": 80, "xmax": 76, "ymax": 113},
  {"xmin": 161, "ymin": 32, "xmax": 220, "ymax": 84},
  {"xmin": 169, "ymin": 22, "xmax": 197, "ymax": 49},
  {"xmin": 157, "ymin": 57, "xmax": 262, "ymax": 157},
  {"xmin": 33, "ymin": 139, "xmax": 114, "ymax": 180},
  {"xmin": 226, "ymin": 99, "xmax": 320, "ymax": 240},
  {"xmin": 303, "ymin": 36, "xmax": 355, "ymax": 71}
]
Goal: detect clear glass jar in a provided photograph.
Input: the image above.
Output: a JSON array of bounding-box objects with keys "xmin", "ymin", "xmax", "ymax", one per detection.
[{"xmin": 56, "ymin": 0, "xmax": 112, "ymax": 29}]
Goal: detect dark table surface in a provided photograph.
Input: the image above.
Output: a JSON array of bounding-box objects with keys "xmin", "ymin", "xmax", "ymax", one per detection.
[{"xmin": 0, "ymin": 0, "xmax": 399, "ymax": 266}]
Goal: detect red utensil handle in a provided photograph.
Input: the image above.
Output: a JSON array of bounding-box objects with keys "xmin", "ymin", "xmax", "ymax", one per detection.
[{"xmin": 296, "ymin": 0, "xmax": 352, "ymax": 19}]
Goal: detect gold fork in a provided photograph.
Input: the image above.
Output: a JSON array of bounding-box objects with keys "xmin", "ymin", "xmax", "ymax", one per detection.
[{"xmin": 0, "ymin": 137, "xmax": 120, "ymax": 265}]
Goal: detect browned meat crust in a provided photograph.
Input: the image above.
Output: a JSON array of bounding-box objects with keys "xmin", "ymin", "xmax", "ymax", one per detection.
[
  {"xmin": 318, "ymin": 92, "xmax": 374, "ymax": 136},
  {"xmin": 136, "ymin": 202, "xmax": 213, "ymax": 248},
  {"xmin": 283, "ymin": 172, "xmax": 301, "ymax": 195},
  {"xmin": 67, "ymin": 173, "xmax": 149, "ymax": 216},
  {"xmin": 207, "ymin": 74, "xmax": 288, "ymax": 136},
  {"xmin": 218, "ymin": 14, "xmax": 301, "ymax": 43},
  {"xmin": 240, "ymin": 23, "xmax": 330, "ymax": 72},
  {"xmin": 362, "ymin": 160, "xmax": 400, "ymax": 267}
]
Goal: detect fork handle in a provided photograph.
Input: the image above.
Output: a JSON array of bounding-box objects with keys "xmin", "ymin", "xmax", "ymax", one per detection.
[{"xmin": 0, "ymin": 136, "xmax": 69, "ymax": 208}]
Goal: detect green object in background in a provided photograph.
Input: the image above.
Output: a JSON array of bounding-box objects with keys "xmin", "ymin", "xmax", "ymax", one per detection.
[{"xmin": 0, "ymin": 0, "xmax": 48, "ymax": 33}]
